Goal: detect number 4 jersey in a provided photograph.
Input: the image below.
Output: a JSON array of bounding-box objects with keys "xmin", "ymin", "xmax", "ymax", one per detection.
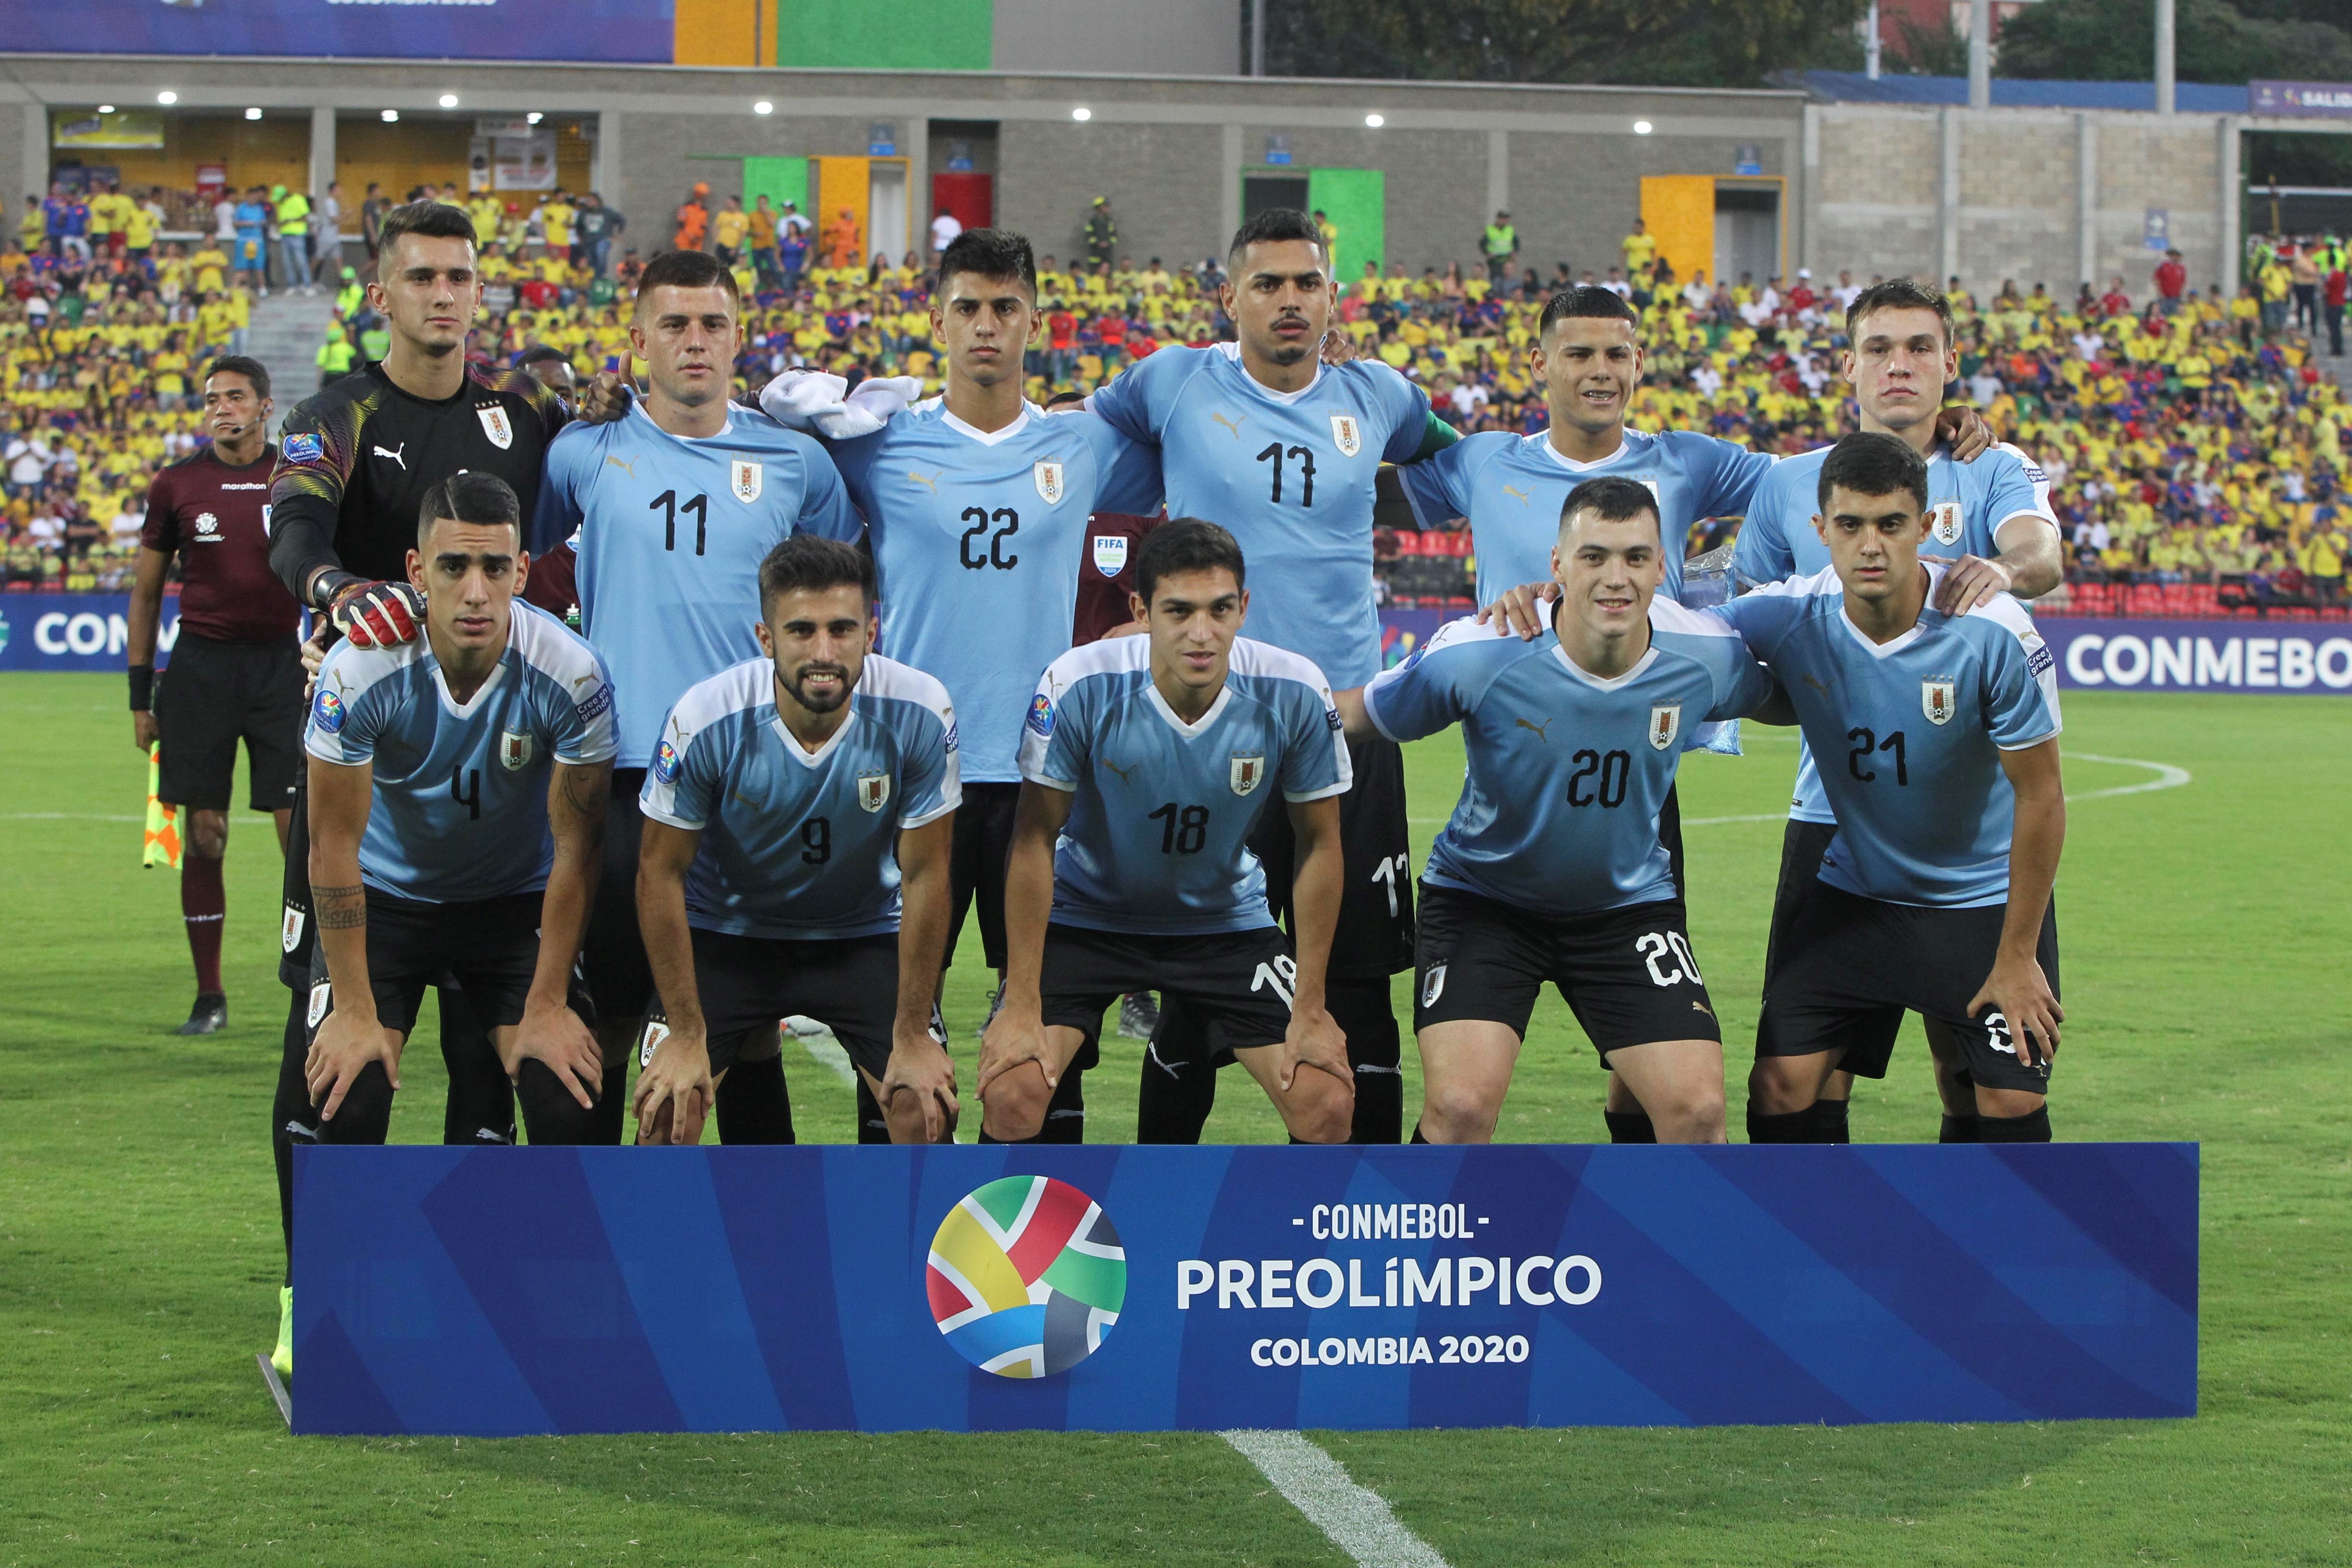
[
  {"xmin": 1018, "ymin": 635, "xmax": 1351, "ymax": 935},
  {"xmin": 1716, "ymin": 563, "xmax": 2061, "ymax": 907},
  {"xmin": 531, "ymin": 402, "xmax": 863, "ymax": 770},
  {"xmin": 1362, "ymin": 598, "xmax": 1775, "ymax": 917}
]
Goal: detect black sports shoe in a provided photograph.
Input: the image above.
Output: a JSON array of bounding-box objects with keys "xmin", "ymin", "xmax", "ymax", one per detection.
[
  {"xmin": 1116, "ymin": 991, "xmax": 1161, "ymax": 1041},
  {"xmin": 175, "ymin": 992, "xmax": 228, "ymax": 1036}
]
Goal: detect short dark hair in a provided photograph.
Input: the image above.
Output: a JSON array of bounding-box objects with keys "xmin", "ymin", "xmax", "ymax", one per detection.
[
  {"xmin": 417, "ymin": 471, "xmax": 522, "ymax": 544},
  {"xmin": 518, "ymin": 343, "xmax": 568, "ymax": 368},
  {"xmin": 634, "ymin": 246, "xmax": 740, "ymax": 311},
  {"xmin": 1559, "ymin": 476, "xmax": 1661, "ymax": 541},
  {"xmin": 1844, "ymin": 278, "xmax": 1953, "ymax": 349},
  {"xmin": 1135, "ymin": 518, "xmax": 1245, "ymax": 603},
  {"xmin": 1538, "ymin": 285, "xmax": 1637, "ymax": 338},
  {"xmin": 375, "ymin": 201, "xmax": 476, "ymax": 262},
  {"xmin": 936, "ymin": 228, "xmax": 1037, "ymax": 297},
  {"xmin": 1227, "ymin": 208, "xmax": 1326, "ymax": 269},
  {"xmin": 1817, "ymin": 431, "xmax": 1929, "ymax": 514},
  {"xmin": 201, "ymin": 354, "xmax": 270, "ymax": 399},
  {"xmin": 759, "ymin": 534, "xmax": 875, "ymax": 612}
]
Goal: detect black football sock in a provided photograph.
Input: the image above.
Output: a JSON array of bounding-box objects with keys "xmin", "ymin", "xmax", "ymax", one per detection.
[
  {"xmin": 514, "ymin": 1059, "xmax": 608, "ymax": 1146},
  {"xmin": 715, "ymin": 1054, "xmax": 795, "ymax": 1144},
  {"xmin": 1746, "ymin": 1103, "xmax": 1821, "ymax": 1143},
  {"xmin": 312, "ymin": 1061, "xmax": 395, "ymax": 1146},
  {"xmin": 1329, "ymin": 975, "xmax": 1402, "ymax": 1145},
  {"xmin": 854, "ymin": 1075, "xmax": 890, "ymax": 1144},
  {"xmin": 1137, "ymin": 994, "xmax": 1215, "ymax": 1143},
  {"xmin": 271, "ymin": 989, "xmax": 314, "ymax": 1284},
  {"xmin": 1975, "ymin": 1105, "xmax": 2051, "ymax": 1143},
  {"xmin": 1939, "ymin": 1113, "xmax": 1982, "ymax": 1143},
  {"xmin": 1037, "ymin": 1066, "xmax": 1086, "ymax": 1144},
  {"xmin": 1604, "ymin": 1109, "xmax": 1658, "ymax": 1144},
  {"xmin": 436, "ymin": 989, "xmax": 514, "ymax": 1146},
  {"xmin": 1409, "ymin": 1122, "xmax": 1429, "ymax": 1144},
  {"xmin": 1804, "ymin": 1098, "xmax": 1851, "ymax": 1143}
]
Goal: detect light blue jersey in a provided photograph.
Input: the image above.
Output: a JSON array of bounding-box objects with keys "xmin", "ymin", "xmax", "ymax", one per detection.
[
  {"xmin": 1364, "ymin": 598, "xmax": 1774, "ymax": 915},
  {"xmin": 1088, "ymin": 343, "xmax": 1431, "ymax": 688},
  {"xmin": 1730, "ymin": 440, "xmax": 2058, "ymax": 823},
  {"xmin": 1716, "ymin": 564, "xmax": 2062, "ymax": 908},
  {"xmin": 532, "ymin": 402, "xmax": 861, "ymax": 770},
  {"xmin": 1399, "ymin": 426, "xmax": 1776, "ymax": 606},
  {"xmin": 1017, "ymin": 635, "xmax": 1351, "ymax": 935},
  {"xmin": 638, "ymin": 655, "xmax": 959, "ymax": 941},
  {"xmin": 305, "ymin": 603, "xmax": 618, "ymax": 903},
  {"xmin": 828, "ymin": 399, "xmax": 1161, "ymax": 784}
]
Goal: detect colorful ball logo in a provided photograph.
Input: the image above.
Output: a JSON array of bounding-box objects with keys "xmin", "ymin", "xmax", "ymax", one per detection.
[{"xmin": 927, "ymin": 1176, "xmax": 1125, "ymax": 1379}]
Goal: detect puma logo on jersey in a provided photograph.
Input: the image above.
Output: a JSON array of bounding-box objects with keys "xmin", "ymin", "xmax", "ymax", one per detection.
[
  {"xmin": 1514, "ymin": 716, "xmax": 1553, "ymax": 741},
  {"xmin": 1100, "ymin": 758, "xmax": 1138, "ymax": 784},
  {"xmin": 906, "ymin": 469, "xmax": 942, "ymax": 493},
  {"xmin": 372, "ymin": 442, "xmax": 406, "ymax": 470},
  {"xmin": 604, "ymin": 454, "xmax": 639, "ymax": 478},
  {"xmin": 1691, "ymin": 999, "xmax": 1715, "ymax": 1020},
  {"xmin": 1801, "ymin": 673, "xmax": 1834, "ymax": 694},
  {"xmin": 1502, "ymin": 484, "xmax": 1530, "ymax": 505},
  {"xmin": 1210, "ymin": 412, "xmax": 1248, "ymax": 439}
]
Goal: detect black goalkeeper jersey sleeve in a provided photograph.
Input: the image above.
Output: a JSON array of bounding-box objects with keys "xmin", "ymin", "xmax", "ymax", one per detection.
[{"xmin": 268, "ymin": 360, "xmax": 571, "ymax": 605}]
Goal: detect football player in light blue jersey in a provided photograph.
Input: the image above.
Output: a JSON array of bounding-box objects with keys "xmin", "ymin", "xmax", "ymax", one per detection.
[
  {"xmin": 1088, "ymin": 208, "xmax": 1466, "ymax": 1145},
  {"xmin": 299, "ymin": 472, "xmax": 617, "ymax": 1160},
  {"xmin": 1727, "ymin": 281, "xmax": 2063, "ymax": 1142},
  {"xmin": 792, "ymin": 229, "xmax": 1162, "ymax": 1142},
  {"xmin": 632, "ymin": 537, "xmax": 963, "ymax": 1146},
  {"xmin": 1717, "ymin": 435, "xmax": 2066, "ymax": 1145},
  {"xmin": 983, "ymin": 521, "xmax": 1356, "ymax": 1145},
  {"xmin": 534, "ymin": 248, "xmax": 861, "ymax": 1140},
  {"xmin": 1340, "ymin": 477, "xmax": 1784, "ymax": 1145}
]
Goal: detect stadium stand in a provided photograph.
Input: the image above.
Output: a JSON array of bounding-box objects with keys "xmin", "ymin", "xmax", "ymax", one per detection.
[{"xmin": 5, "ymin": 191, "xmax": 2346, "ymax": 620}]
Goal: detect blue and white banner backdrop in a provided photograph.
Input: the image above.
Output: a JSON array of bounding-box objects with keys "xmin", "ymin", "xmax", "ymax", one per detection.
[
  {"xmin": 293, "ymin": 1143, "xmax": 2196, "ymax": 1436},
  {"xmin": 0, "ymin": 593, "xmax": 179, "ymax": 672},
  {"xmin": 2038, "ymin": 617, "xmax": 2352, "ymax": 694}
]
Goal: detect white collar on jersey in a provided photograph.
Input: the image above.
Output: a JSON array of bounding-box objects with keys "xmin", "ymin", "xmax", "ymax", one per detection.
[
  {"xmin": 632, "ymin": 399, "xmax": 735, "ymax": 444},
  {"xmin": 1530, "ymin": 427, "xmax": 1643, "ymax": 472},
  {"xmin": 429, "ymin": 655, "xmax": 508, "ymax": 719},
  {"xmin": 929, "ymin": 396, "xmax": 1041, "ymax": 447},
  {"xmin": 1145, "ymin": 680, "xmax": 1234, "ymax": 738},
  {"xmin": 1548, "ymin": 640, "xmax": 1660, "ymax": 691},
  {"xmin": 1214, "ymin": 340, "xmax": 1323, "ymax": 405},
  {"xmin": 1832, "ymin": 561, "xmax": 1948, "ymax": 659},
  {"xmin": 769, "ymin": 706, "xmax": 858, "ymax": 768}
]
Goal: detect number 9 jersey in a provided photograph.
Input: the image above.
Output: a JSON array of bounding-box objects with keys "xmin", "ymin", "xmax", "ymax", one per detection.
[{"xmin": 1017, "ymin": 635, "xmax": 1351, "ymax": 935}]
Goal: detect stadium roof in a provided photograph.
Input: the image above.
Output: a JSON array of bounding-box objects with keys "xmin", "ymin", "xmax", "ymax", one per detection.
[{"xmin": 1800, "ymin": 71, "xmax": 2248, "ymax": 113}]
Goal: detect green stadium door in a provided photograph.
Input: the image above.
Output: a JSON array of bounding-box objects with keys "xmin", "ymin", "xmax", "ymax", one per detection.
[
  {"xmin": 1308, "ymin": 168, "xmax": 1384, "ymax": 290},
  {"xmin": 742, "ymin": 155, "xmax": 809, "ymax": 224}
]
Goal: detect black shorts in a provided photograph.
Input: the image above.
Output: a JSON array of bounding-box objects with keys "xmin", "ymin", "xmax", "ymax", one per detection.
[
  {"xmin": 1411, "ymin": 884, "xmax": 1721, "ymax": 1061},
  {"xmin": 583, "ymin": 769, "xmax": 654, "ymax": 1018},
  {"xmin": 1040, "ymin": 922, "xmax": 1294, "ymax": 1068},
  {"xmin": 280, "ymin": 784, "xmax": 313, "ymax": 986},
  {"xmin": 1252, "ymin": 729, "xmax": 1413, "ymax": 980},
  {"xmin": 945, "ymin": 780, "xmax": 1019, "ymax": 971},
  {"xmin": 1762, "ymin": 818, "xmax": 1838, "ymax": 989},
  {"xmin": 303, "ymin": 889, "xmax": 541, "ymax": 1042},
  {"xmin": 156, "ymin": 631, "xmax": 304, "ymax": 813},
  {"xmin": 1757, "ymin": 882, "xmax": 2061, "ymax": 1095},
  {"xmin": 679, "ymin": 927, "xmax": 905, "ymax": 1078}
]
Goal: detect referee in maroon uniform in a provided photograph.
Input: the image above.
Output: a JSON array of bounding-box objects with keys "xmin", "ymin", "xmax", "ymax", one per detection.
[{"xmin": 126, "ymin": 355, "xmax": 303, "ymax": 1035}]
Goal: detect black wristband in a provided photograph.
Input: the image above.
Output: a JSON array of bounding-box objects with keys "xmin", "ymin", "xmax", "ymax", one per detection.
[
  {"xmin": 129, "ymin": 663, "xmax": 154, "ymax": 711},
  {"xmin": 310, "ymin": 567, "xmax": 363, "ymax": 614}
]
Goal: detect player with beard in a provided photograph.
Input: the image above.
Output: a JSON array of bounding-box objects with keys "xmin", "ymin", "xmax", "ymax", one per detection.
[
  {"xmin": 127, "ymin": 356, "xmax": 300, "ymax": 1035},
  {"xmin": 261, "ymin": 201, "xmax": 571, "ymax": 1376}
]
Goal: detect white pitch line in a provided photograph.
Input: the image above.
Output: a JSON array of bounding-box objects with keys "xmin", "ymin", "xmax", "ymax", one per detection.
[
  {"xmin": 1221, "ymin": 1429, "xmax": 1451, "ymax": 1568},
  {"xmin": 2066, "ymin": 752, "xmax": 2192, "ymax": 802}
]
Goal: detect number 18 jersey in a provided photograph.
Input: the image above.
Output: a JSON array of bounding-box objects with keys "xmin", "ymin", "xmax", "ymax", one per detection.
[{"xmin": 1017, "ymin": 636, "xmax": 1351, "ymax": 935}]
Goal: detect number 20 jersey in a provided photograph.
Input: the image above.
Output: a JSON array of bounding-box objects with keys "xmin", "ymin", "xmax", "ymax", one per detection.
[
  {"xmin": 531, "ymin": 402, "xmax": 862, "ymax": 770},
  {"xmin": 1363, "ymin": 598, "xmax": 1774, "ymax": 916},
  {"xmin": 1018, "ymin": 635, "xmax": 1351, "ymax": 936},
  {"xmin": 1715, "ymin": 564, "xmax": 2062, "ymax": 908},
  {"xmin": 827, "ymin": 400, "xmax": 1161, "ymax": 785}
]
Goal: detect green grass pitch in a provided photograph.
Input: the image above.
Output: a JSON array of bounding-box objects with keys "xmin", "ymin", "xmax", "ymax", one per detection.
[{"xmin": 2, "ymin": 672, "xmax": 2346, "ymax": 1566}]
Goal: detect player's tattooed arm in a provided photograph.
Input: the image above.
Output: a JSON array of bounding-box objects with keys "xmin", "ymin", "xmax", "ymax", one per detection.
[
  {"xmin": 881, "ymin": 815, "xmax": 959, "ymax": 1143},
  {"xmin": 977, "ymin": 783, "xmax": 1073, "ymax": 1105},
  {"xmin": 304, "ymin": 755, "xmax": 400, "ymax": 1119},
  {"xmin": 633, "ymin": 819, "xmax": 714, "ymax": 1145},
  {"xmin": 1970, "ymin": 738, "xmax": 2066, "ymax": 1072},
  {"xmin": 506, "ymin": 759, "xmax": 610, "ymax": 1108},
  {"xmin": 314, "ymin": 885, "xmax": 366, "ymax": 929}
]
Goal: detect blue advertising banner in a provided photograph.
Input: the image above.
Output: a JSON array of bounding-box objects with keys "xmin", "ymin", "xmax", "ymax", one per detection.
[
  {"xmin": 0, "ymin": 592, "xmax": 181, "ymax": 673},
  {"xmin": 293, "ymin": 1143, "xmax": 2197, "ymax": 1436},
  {"xmin": 2250, "ymin": 80, "xmax": 2352, "ymax": 120},
  {"xmin": 2038, "ymin": 617, "xmax": 2352, "ymax": 694},
  {"xmin": 1377, "ymin": 607, "xmax": 1465, "ymax": 670},
  {"xmin": 6, "ymin": 0, "xmax": 673, "ymax": 63}
]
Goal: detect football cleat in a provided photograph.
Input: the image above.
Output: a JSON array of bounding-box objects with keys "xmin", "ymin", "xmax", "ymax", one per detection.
[
  {"xmin": 975, "ymin": 985, "xmax": 1005, "ymax": 1039},
  {"xmin": 1116, "ymin": 991, "xmax": 1161, "ymax": 1041},
  {"xmin": 175, "ymin": 992, "xmax": 228, "ymax": 1036},
  {"xmin": 271, "ymin": 1286, "xmax": 294, "ymax": 1381}
]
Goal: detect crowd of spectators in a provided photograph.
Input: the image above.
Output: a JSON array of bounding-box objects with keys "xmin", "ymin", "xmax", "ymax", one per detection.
[{"xmin": 5, "ymin": 174, "xmax": 2348, "ymax": 617}]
